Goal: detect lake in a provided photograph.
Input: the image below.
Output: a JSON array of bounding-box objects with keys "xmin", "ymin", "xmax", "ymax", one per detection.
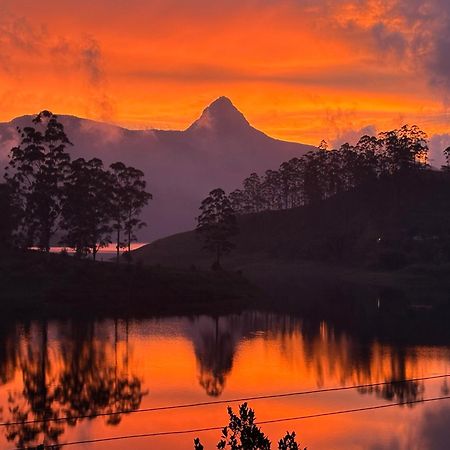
[{"xmin": 0, "ymin": 312, "xmax": 449, "ymax": 450}]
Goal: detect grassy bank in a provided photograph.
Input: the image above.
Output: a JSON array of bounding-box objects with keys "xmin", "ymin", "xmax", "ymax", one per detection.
[{"xmin": 0, "ymin": 250, "xmax": 256, "ymax": 317}]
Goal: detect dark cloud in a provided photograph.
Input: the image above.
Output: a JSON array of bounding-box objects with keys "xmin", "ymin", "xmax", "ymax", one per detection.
[
  {"xmin": 346, "ymin": 0, "xmax": 450, "ymax": 101},
  {"xmin": 80, "ymin": 36, "xmax": 103, "ymax": 85},
  {"xmin": 370, "ymin": 22, "xmax": 407, "ymax": 57},
  {"xmin": 125, "ymin": 65, "xmax": 411, "ymax": 92}
]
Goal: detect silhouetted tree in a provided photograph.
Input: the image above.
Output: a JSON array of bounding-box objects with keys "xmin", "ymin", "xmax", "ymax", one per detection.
[
  {"xmin": 228, "ymin": 125, "xmax": 430, "ymax": 216},
  {"xmin": 194, "ymin": 403, "xmax": 305, "ymax": 450},
  {"xmin": 379, "ymin": 125, "xmax": 428, "ymax": 172},
  {"xmin": 243, "ymin": 173, "xmax": 265, "ymax": 213},
  {"xmin": 262, "ymin": 169, "xmax": 283, "ymax": 210},
  {"xmin": 61, "ymin": 158, "xmax": 112, "ymax": 260},
  {"xmin": 110, "ymin": 162, "xmax": 152, "ymax": 262},
  {"xmin": 229, "ymin": 189, "xmax": 247, "ymax": 214},
  {"xmin": 4, "ymin": 111, "xmax": 72, "ymax": 250},
  {"xmin": 196, "ymin": 188, "xmax": 238, "ymax": 269},
  {"xmin": 443, "ymin": 146, "xmax": 450, "ymax": 172}
]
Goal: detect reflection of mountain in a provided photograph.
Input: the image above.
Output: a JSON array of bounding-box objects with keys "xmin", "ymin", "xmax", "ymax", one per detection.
[
  {"xmin": 3, "ymin": 320, "xmax": 146, "ymax": 449},
  {"xmin": 0, "ymin": 97, "xmax": 314, "ymax": 241}
]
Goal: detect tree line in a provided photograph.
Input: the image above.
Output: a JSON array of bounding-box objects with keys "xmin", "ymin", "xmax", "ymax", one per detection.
[
  {"xmin": 229, "ymin": 125, "xmax": 430, "ymax": 214},
  {"xmin": 195, "ymin": 124, "xmax": 450, "ymax": 268},
  {"xmin": 1, "ymin": 111, "xmax": 151, "ymax": 261}
]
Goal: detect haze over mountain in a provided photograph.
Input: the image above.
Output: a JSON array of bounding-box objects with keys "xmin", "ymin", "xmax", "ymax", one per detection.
[{"xmin": 0, "ymin": 97, "xmax": 314, "ymax": 241}]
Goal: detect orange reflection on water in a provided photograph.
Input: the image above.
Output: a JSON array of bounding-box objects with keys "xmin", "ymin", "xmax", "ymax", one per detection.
[{"xmin": 0, "ymin": 314, "xmax": 449, "ymax": 449}]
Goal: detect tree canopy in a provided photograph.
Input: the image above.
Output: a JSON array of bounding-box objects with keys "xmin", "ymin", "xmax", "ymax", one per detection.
[
  {"xmin": 3, "ymin": 111, "xmax": 152, "ymax": 260},
  {"xmin": 197, "ymin": 188, "xmax": 238, "ymax": 269},
  {"xmin": 230, "ymin": 125, "xmax": 429, "ymax": 215}
]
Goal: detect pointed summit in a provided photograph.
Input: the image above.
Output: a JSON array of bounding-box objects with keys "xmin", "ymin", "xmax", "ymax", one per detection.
[
  {"xmin": 207, "ymin": 96, "xmax": 239, "ymax": 113},
  {"xmin": 187, "ymin": 97, "xmax": 250, "ymax": 133}
]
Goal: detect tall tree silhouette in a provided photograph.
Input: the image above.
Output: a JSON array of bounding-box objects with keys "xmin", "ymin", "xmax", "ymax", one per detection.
[
  {"xmin": 379, "ymin": 125, "xmax": 428, "ymax": 172},
  {"xmin": 4, "ymin": 111, "xmax": 72, "ymax": 251},
  {"xmin": 110, "ymin": 162, "xmax": 152, "ymax": 261},
  {"xmin": 61, "ymin": 158, "xmax": 113, "ymax": 260},
  {"xmin": 196, "ymin": 188, "xmax": 238, "ymax": 269}
]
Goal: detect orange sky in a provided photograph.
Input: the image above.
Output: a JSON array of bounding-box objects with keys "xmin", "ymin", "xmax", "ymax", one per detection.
[{"xmin": 1, "ymin": 0, "xmax": 450, "ymax": 146}]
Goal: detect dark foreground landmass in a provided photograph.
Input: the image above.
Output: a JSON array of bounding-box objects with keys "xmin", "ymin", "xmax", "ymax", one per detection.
[
  {"xmin": 133, "ymin": 170, "xmax": 450, "ymax": 311},
  {"xmin": 0, "ymin": 250, "xmax": 255, "ymax": 317},
  {"xmin": 5, "ymin": 170, "xmax": 450, "ymax": 323}
]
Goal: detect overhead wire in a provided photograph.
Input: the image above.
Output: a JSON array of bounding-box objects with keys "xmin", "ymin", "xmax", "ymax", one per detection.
[
  {"xmin": 1, "ymin": 373, "xmax": 447, "ymax": 428},
  {"xmin": 11, "ymin": 394, "xmax": 450, "ymax": 450}
]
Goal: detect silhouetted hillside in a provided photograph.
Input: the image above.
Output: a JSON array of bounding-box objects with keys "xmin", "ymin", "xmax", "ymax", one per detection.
[{"xmin": 134, "ymin": 170, "xmax": 450, "ymax": 271}]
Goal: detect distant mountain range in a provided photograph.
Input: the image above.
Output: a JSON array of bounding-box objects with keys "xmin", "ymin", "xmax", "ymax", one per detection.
[{"xmin": 0, "ymin": 97, "xmax": 315, "ymax": 240}]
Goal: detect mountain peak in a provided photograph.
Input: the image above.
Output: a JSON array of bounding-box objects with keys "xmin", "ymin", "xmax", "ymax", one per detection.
[
  {"xmin": 208, "ymin": 96, "xmax": 235, "ymax": 110},
  {"xmin": 187, "ymin": 97, "xmax": 250, "ymax": 133}
]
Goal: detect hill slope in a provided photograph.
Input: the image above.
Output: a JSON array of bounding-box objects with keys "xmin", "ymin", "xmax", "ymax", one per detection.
[
  {"xmin": 0, "ymin": 97, "xmax": 314, "ymax": 240},
  {"xmin": 133, "ymin": 170, "xmax": 450, "ymax": 271}
]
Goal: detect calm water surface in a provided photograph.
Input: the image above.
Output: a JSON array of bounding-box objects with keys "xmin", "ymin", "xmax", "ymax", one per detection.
[{"xmin": 0, "ymin": 312, "xmax": 449, "ymax": 450}]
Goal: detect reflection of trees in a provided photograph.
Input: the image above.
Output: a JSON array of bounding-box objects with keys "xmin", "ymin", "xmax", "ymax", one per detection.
[
  {"xmin": 358, "ymin": 379, "xmax": 423, "ymax": 404},
  {"xmin": 191, "ymin": 317, "xmax": 236, "ymax": 397},
  {"xmin": 56, "ymin": 320, "xmax": 145, "ymax": 426},
  {"xmin": 4, "ymin": 319, "xmax": 146, "ymax": 449},
  {"xmin": 0, "ymin": 321, "xmax": 18, "ymax": 386},
  {"xmin": 188, "ymin": 312, "xmax": 439, "ymax": 405},
  {"xmin": 297, "ymin": 320, "xmax": 428, "ymax": 404},
  {"xmin": 357, "ymin": 348, "xmax": 424, "ymax": 405},
  {"xmin": 6, "ymin": 320, "xmax": 64, "ymax": 448}
]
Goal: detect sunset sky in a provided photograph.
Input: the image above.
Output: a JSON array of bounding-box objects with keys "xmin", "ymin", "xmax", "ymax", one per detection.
[{"xmin": 1, "ymin": 0, "xmax": 450, "ymax": 155}]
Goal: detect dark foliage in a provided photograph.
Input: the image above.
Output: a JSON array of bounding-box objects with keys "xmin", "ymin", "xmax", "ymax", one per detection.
[
  {"xmin": 194, "ymin": 403, "xmax": 305, "ymax": 450},
  {"xmin": 3, "ymin": 111, "xmax": 151, "ymax": 260},
  {"xmin": 4, "ymin": 111, "xmax": 72, "ymax": 251},
  {"xmin": 230, "ymin": 125, "xmax": 429, "ymax": 215},
  {"xmin": 110, "ymin": 162, "xmax": 152, "ymax": 261},
  {"xmin": 61, "ymin": 158, "xmax": 113, "ymax": 260},
  {"xmin": 197, "ymin": 188, "xmax": 239, "ymax": 269}
]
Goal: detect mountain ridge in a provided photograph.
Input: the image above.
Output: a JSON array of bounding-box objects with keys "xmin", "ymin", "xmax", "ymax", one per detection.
[{"xmin": 0, "ymin": 98, "xmax": 316, "ymax": 240}]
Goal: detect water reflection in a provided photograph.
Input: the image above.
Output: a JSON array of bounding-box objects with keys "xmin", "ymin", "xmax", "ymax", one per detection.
[
  {"xmin": 0, "ymin": 312, "xmax": 449, "ymax": 449},
  {"xmin": 190, "ymin": 317, "xmax": 236, "ymax": 397},
  {"xmin": 2, "ymin": 320, "xmax": 146, "ymax": 449}
]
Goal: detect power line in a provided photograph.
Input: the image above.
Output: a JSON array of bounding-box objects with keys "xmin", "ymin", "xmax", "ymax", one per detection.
[
  {"xmin": 1, "ymin": 373, "xmax": 447, "ymax": 428},
  {"xmin": 11, "ymin": 394, "xmax": 450, "ymax": 450}
]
